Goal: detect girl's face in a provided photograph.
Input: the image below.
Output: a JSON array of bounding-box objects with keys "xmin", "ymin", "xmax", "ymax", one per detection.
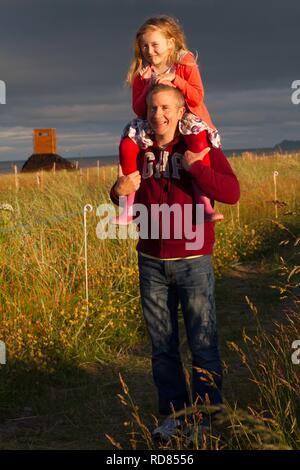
[{"xmin": 140, "ymin": 29, "xmax": 174, "ymax": 70}]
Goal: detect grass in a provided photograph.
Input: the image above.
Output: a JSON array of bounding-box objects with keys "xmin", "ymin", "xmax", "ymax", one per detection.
[{"xmin": 0, "ymin": 152, "xmax": 299, "ymax": 449}]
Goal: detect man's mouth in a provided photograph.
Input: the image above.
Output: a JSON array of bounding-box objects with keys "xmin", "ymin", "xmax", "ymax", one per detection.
[
  {"xmin": 152, "ymin": 120, "xmax": 167, "ymax": 126},
  {"xmin": 151, "ymin": 120, "xmax": 168, "ymax": 133}
]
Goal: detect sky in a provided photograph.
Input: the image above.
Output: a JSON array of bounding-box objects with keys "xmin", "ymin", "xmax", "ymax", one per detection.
[{"xmin": 0, "ymin": 0, "xmax": 299, "ymax": 161}]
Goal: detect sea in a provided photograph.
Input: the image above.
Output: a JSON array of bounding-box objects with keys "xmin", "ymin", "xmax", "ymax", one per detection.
[
  {"xmin": 0, "ymin": 146, "xmax": 286, "ymax": 175},
  {"xmin": 0, "ymin": 155, "xmax": 118, "ymax": 174}
]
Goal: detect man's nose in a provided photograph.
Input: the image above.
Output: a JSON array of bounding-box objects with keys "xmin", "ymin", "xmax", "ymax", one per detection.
[{"xmin": 153, "ymin": 107, "xmax": 162, "ymax": 118}]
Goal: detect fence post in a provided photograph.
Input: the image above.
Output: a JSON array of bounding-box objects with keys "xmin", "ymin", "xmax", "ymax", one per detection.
[
  {"xmin": 273, "ymin": 171, "xmax": 279, "ymax": 219},
  {"xmin": 41, "ymin": 169, "xmax": 44, "ymax": 191},
  {"xmin": 83, "ymin": 204, "xmax": 93, "ymax": 315},
  {"xmin": 14, "ymin": 164, "xmax": 19, "ymax": 191}
]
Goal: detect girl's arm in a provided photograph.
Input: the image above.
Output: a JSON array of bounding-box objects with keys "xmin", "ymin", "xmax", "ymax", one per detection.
[
  {"xmin": 132, "ymin": 74, "xmax": 151, "ymax": 119},
  {"xmin": 173, "ymin": 53, "xmax": 205, "ymax": 109}
]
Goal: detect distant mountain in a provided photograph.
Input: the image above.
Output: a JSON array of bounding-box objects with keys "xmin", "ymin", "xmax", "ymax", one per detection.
[
  {"xmin": 224, "ymin": 139, "xmax": 300, "ymax": 157},
  {"xmin": 273, "ymin": 140, "xmax": 300, "ymax": 151}
]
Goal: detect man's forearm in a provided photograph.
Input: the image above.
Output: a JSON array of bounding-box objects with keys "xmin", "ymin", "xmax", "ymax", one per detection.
[
  {"xmin": 189, "ymin": 148, "xmax": 240, "ymax": 204},
  {"xmin": 109, "ymin": 171, "xmax": 141, "ymax": 205},
  {"xmin": 109, "ymin": 183, "xmax": 120, "ymax": 206}
]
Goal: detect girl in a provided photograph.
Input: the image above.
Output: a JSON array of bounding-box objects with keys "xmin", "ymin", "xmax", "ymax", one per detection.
[{"xmin": 111, "ymin": 15, "xmax": 223, "ymax": 224}]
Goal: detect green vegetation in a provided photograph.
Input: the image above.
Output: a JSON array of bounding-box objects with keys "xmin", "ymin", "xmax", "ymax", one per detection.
[{"xmin": 0, "ymin": 153, "xmax": 299, "ymax": 449}]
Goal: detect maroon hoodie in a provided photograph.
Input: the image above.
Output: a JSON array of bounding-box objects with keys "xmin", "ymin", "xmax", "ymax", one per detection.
[{"xmin": 110, "ymin": 137, "xmax": 240, "ymax": 258}]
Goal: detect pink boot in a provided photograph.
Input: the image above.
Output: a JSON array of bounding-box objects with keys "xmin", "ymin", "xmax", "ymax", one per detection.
[
  {"xmin": 110, "ymin": 192, "xmax": 135, "ymax": 225},
  {"xmin": 192, "ymin": 182, "xmax": 224, "ymax": 222}
]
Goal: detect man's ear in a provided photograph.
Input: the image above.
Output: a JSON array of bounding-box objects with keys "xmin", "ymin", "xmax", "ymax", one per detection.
[{"xmin": 178, "ymin": 105, "xmax": 185, "ymax": 120}]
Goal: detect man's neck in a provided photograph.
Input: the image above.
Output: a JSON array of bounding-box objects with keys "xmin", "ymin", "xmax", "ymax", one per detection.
[{"xmin": 155, "ymin": 132, "xmax": 178, "ymax": 149}]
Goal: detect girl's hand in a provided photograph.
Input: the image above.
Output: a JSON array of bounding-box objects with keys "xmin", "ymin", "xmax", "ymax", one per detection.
[
  {"xmin": 155, "ymin": 80, "xmax": 176, "ymax": 88},
  {"xmin": 155, "ymin": 71, "xmax": 176, "ymax": 84}
]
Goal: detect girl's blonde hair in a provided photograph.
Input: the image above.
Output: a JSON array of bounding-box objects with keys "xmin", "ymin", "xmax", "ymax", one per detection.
[{"xmin": 126, "ymin": 15, "xmax": 189, "ymax": 86}]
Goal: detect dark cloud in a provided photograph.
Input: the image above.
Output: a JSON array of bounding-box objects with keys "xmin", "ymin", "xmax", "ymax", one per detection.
[{"xmin": 0, "ymin": 0, "xmax": 299, "ymax": 160}]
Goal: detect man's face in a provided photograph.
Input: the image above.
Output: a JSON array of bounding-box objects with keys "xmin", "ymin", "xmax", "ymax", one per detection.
[{"xmin": 147, "ymin": 90, "xmax": 185, "ymax": 142}]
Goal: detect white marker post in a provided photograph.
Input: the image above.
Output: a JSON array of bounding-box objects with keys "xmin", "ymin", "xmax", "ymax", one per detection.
[
  {"xmin": 273, "ymin": 171, "xmax": 279, "ymax": 219},
  {"xmin": 83, "ymin": 204, "xmax": 93, "ymax": 314},
  {"xmin": 0, "ymin": 341, "xmax": 6, "ymax": 364}
]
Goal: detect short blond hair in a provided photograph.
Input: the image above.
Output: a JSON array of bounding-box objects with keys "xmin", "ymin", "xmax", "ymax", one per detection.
[{"xmin": 146, "ymin": 84, "xmax": 185, "ymax": 109}]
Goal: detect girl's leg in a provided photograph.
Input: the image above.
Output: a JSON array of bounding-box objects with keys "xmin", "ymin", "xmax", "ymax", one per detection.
[
  {"xmin": 184, "ymin": 132, "xmax": 224, "ymax": 222},
  {"xmin": 110, "ymin": 137, "xmax": 140, "ymax": 225},
  {"xmin": 119, "ymin": 136, "xmax": 140, "ymax": 174}
]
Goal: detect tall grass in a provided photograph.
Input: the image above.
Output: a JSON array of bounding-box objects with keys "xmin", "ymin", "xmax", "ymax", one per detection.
[
  {"xmin": 228, "ymin": 230, "xmax": 300, "ymax": 449},
  {"xmin": 0, "ymin": 155, "xmax": 299, "ymax": 368},
  {"xmin": 0, "ymin": 153, "xmax": 299, "ymax": 449}
]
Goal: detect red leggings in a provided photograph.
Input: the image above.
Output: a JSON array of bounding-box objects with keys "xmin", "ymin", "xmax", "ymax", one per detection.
[{"xmin": 119, "ymin": 131, "xmax": 211, "ymax": 175}]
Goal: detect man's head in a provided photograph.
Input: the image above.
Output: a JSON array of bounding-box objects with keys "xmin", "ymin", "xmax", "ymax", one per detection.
[{"xmin": 146, "ymin": 85, "xmax": 185, "ymax": 144}]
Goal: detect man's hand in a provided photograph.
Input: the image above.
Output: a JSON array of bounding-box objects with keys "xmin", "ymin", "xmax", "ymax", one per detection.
[
  {"xmin": 182, "ymin": 148, "xmax": 210, "ymax": 172},
  {"xmin": 114, "ymin": 165, "xmax": 141, "ymax": 196}
]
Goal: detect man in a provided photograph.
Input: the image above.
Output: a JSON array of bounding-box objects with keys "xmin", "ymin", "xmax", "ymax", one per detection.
[{"xmin": 110, "ymin": 84, "xmax": 240, "ymax": 441}]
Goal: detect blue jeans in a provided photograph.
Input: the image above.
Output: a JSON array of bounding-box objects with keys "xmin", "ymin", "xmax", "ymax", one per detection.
[{"xmin": 138, "ymin": 253, "xmax": 222, "ymax": 416}]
